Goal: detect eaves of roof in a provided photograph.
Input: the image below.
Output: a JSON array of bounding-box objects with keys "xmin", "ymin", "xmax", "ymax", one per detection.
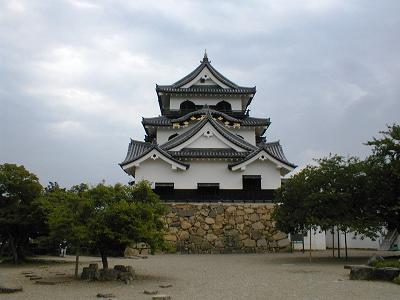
[
  {"xmin": 142, "ymin": 110, "xmax": 270, "ymax": 127},
  {"xmin": 119, "ymin": 139, "xmax": 189, "ymax": 168},
  {"xmin": 156, "ymin": 86, "xmax": 256, "ymax": 94},
  {"xmin": 228, "ymin": 141, "xmax": 297, "ymax": 170},
  {"xmin": 168, "ymin": 148, "xmax": 249, "ymax": 159}
]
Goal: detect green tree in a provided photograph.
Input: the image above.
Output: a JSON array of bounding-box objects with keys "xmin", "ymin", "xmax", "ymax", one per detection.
[
  {"xmin": 0, "ymin": 163, "xmax": 45, "ymax": 263},
  {"xmin": 85, "ymin": 181, "xmax": 167, "ymax": 269},
  {"xmin": 40, "ymin": 183, "xmax": 91, "ymax": 277},
  {"xmin": 41, "ymin": 180, "xmax": 168, "ymax": 270},
  {"xmin": 365, "ymin": 124, "xmax": 400, "ymax": 232},
  {"xmin": 273, "ymin": 155, "xmax": 382, "ymax": 258}
]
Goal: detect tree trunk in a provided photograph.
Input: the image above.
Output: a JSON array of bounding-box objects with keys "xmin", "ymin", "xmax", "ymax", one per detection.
[
  {"xmin": 309, "ymin": 228, "xmax": 312, "ymax": 263},
  {"xmin": 0, "ymin": 237, "xmax": 8, "ymax": 255},
  {"xmin": 100, "ymin": 250, "xmax": 108, "ymax": 269},
  {"xmin": 337, "ymin": 228, "xmax": 341, "ymax": 259},
  {"xmin": 74, "ymin": 245, "xmax": 80, "ymax": 278},
  {"xmin": 344, "ymin": 231, "xmax": 348, "ymax": 260},
  {"xmin": 332, "ymin": 227, "xmax": 335, "ymax": 258},
  {"xmin": 8, "ymin": 234, "xmax": 18, "ymax": 264}
]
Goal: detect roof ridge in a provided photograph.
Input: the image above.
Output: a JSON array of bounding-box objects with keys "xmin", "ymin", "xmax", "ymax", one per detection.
[
  {"xmin": 160, "ymin": 114, "xmax": 256, "ymax": 151},
  {"xmin": 129, "ymin": 139, "xmax": 153, "ymax": 146},
  {"xmin": 160, "ymin": 53, "xmax": 249, "ymax": 90},
  {"xmin": 228, "ymin": 141, "xmax": 296, "ymax": 169},
  {"xmin": 160, "ymin": 117, "xmax": 209, "ymax": 150}
]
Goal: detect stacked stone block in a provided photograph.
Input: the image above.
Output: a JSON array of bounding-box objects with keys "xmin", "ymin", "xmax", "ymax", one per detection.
[{"xmin": 164, "ymin": 203, "xmax": 289, "ymax": 253}]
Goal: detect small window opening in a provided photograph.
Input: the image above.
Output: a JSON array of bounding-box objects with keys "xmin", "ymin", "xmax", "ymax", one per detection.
[{"xmin": 243, "ymin": 175, "xmax": 261, "ymax": 191}]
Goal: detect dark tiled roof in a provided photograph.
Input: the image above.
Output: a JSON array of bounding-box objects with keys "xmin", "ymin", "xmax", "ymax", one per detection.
[
  {"xmin": 120, "ymin": 140, "xmax": 153, "ymax": 165},
  {"xmin": 157, "ymin": 53, "xmax": 255, "ymax": 92},
  {"xmin": 142, "ymin": 109, "xmax": 270, "ymax": 127},
  {"xmin": 242, "ymin": 117, "xmax": 271, "ymax": 126},
  {"xmin": 142, "ymin": 116, "xmax": 171, "ymax": 126},
  {"xmin": 156, "ymin": 86, "xmax": 256, "ymax": 94},
  {"xmin": 120, "ymin": 139, "xmax": 189, "ymax": 168},
  {"xmin": 168, "ymin": 148, "xmax": 249, "ymax": 159},
  {"xmin": 160, "ymin": 111, "xmax": 257, "ymax": 152},
  {"xmin": 228, "ymin": 141, "xmax": 297, "ymax": 169}
]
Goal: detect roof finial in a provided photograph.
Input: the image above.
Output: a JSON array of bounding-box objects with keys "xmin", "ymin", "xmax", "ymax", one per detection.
[{"xmin": 202, "ymin": 49, "xmax": 210, "ymax": 63}]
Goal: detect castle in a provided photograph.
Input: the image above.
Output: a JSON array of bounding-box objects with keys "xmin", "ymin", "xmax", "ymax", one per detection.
[{"xmin": 120, "ymin": 52, "xmax": 295, "ymax": 202}]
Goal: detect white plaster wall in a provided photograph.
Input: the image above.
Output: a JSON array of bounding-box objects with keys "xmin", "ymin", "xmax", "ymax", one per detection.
[
  {"xmin": 170, "ymin": 123, "xmax": 246, "ymax": 152},
  {"xmin": 241, "ymin": 161, "xmax": 282, "ymax": 189},
  {"xmin": 326, "ymin": 231, "xmax": 384, "ymax": 250},
  {"xmin": 135, "ymin": 159, "xmax": 282, "ymax": 190},
  {"xmin": 227, "ymin": 127, "xmax": 256, "ymax": 145},
  {"xmin": 185, "ymin": 135, "xmax": 233, "ymax": 149},
  {"xmin": 157, "ymin": 126, "xmax": 193, "ymax": 145},
  {"xmin": 292, "ymin": 228, "xmax": 326, "ymax": 250},
  {"xmin": 170, "ymin": 95, "xmax": 242, "ymax": 111}
]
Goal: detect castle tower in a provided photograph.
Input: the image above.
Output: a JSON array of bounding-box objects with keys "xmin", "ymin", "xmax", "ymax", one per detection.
[{"xmin": 120, "ymin": 53, "xmax": 296, "ymax": 202}]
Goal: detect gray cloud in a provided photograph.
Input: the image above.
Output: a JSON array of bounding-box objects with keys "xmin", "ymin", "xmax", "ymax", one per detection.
[{"xmin": 1, "ymin": 0, "xmax": 399, "ymax": 187}]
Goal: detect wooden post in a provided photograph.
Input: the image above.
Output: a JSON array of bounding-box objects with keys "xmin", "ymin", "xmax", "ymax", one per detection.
[
  {"xmin": 74, "ymin": 244, "xmax": 80, "ymax": 279},
  {"xmin": 309, "ymin": 228, "xmax": 312, "ymax": 263},
  {"xmin": 332, "ymin": 227, "xmax": 335, "ymax": 258},
  {"xmin": 337, "ymin": 228, "xmax": 341, "ymax": 259},
  {"xmin": 344, "ymin": 231, "xmax": 348, "ymax": 260}
]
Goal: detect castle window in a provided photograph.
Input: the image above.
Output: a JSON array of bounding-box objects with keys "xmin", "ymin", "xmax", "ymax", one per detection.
[
  {"xmin": 197, "ymin": 183, "xmax": 220, "ymax": 201},
  {"xmin": 216, "ymin": 101, "xmax": 232, "ymax": 112},
  {"xmin": 154, "ymin": 183, "xmax": 174, "ymax": 199},
  {"xmin": 180, "ymin": 100, "xmax": 196, "ymax": 111},
  {"xmin": 243, "ymin": 175, "xmax": 261, "ymax": 191}
]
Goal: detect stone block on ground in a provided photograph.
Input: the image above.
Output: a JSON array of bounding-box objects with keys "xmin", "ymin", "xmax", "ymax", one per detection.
[
  {"xmin": 0, "ymin": 286, "xmax": 23, "ymax": 294},
  {"xmin": 152, "ymin": 295, "xmax": 171, "ymax": 300},
  {"xmin": 81, "ymin": 266, "xmax": 100, "ymax": 280},
  {"xmin": 349, "ymin": 264, "xmax": 400, "ymax": 281},
  {"xmin": 118, "ymin": 271, "xmax": 135, "ymax": 282},
  {"xmin": 99, "ymin": 269, "xmax": 119, "ymax": 281},
  {"xmin": 373, "ymin": 267, "xmax": 400, "ymax": 281},
  {"xmin": 97, "ymin": 293, "xmax": 116, "ymax": 298},
  {"xmin": 114, "ymin": 265, "xmax": 128, "ymax": 272},
  {"xmin": 124, "ymin": 247, "xmax": 140, "ymax": 257}
]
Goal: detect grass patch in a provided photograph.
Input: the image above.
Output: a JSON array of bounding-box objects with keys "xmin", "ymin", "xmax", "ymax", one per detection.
[{"xmin": 370, "ymin": 259, "xmax": 400, "ymax": 269}]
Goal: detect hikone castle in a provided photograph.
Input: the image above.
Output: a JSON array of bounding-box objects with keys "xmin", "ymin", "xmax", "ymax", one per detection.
[
  {"xmin": 120, "ymin": 52, "xmax": 296, "ymax": 203},
  {"xmin": 119, "ymin": 53, "xmax": 389, "ymax": 253}
]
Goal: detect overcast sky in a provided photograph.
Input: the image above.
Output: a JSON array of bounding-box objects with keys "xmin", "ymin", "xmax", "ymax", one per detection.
[{"xmin": 1, "ymin": 0, "xmax": 399, "ymax": 187}]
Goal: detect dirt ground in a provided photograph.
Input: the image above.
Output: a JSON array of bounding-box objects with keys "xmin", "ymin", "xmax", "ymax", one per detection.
[{"xmin": 0, "ymin": 250, "xmax": 399, "ymax": 300}]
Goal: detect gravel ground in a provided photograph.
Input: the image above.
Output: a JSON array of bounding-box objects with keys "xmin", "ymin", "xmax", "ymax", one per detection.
[{"xmin": 0, "ymin": 250, "xmax": 399, "ymax": 300}]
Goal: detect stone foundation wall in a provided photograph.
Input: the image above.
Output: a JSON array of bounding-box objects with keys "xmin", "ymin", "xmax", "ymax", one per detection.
[{"xmin": 164, "ymin": 203, "xmax": 289, "ymax": 253}]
